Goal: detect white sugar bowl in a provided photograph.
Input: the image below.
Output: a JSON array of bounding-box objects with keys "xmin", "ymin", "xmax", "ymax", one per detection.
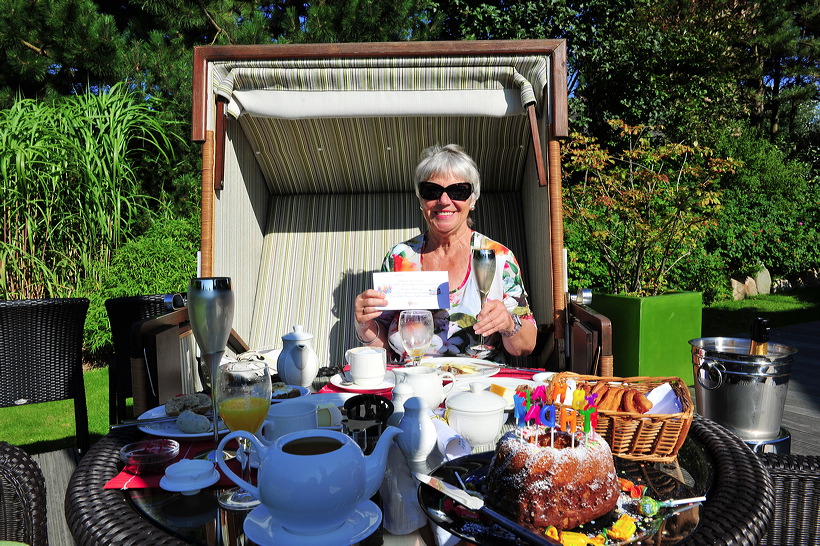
[{"xmin": 445, "ymin": 383, "xmax": 506, "ymax": 447}]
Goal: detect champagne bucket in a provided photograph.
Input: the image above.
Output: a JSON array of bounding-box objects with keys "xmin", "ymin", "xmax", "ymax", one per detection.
[{"xmin": 690, "ymin": 337, "xmax": 796, "ymax": 441}]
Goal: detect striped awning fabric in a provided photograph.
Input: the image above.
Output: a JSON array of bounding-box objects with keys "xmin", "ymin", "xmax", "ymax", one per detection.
[{"xmin": 211, "ymin": 55, "xmax": 550, "ymax": 120}]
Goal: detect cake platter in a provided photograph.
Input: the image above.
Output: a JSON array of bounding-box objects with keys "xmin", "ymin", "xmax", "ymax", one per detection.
[{"xmin": 417, "ymin": 452, "xmax": 704, "ymax": 546}]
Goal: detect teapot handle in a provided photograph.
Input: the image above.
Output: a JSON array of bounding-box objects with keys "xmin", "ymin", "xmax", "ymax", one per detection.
[
  {"xmin": 217, "ymin": 431, "xmax": 265, "ymax": 497},
  {"xmin": 441, "ymin": 372, "xmax": 456, "ymax": 396}
]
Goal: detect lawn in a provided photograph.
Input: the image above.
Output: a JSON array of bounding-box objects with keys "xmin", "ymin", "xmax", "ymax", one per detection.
[{"xmin": 3, "ymin": 288, "xmax": 818, "ymax": 454}]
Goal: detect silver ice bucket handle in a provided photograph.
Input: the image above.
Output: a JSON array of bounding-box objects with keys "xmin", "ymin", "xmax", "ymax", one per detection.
[{"xmin": 697, "ymin": 359, "xmax": 725, "ymax": 390}]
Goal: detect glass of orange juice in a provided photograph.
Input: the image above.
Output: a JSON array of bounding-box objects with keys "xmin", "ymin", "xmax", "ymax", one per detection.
[{"xmin": 215, "ymin": 359, "xmax": 272, "ymax": 509}]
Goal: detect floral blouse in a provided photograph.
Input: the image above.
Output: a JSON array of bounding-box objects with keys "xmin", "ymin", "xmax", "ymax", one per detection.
[{"xmin": 376, "ymin": 231, "xmax": 535, "ymax": 363}]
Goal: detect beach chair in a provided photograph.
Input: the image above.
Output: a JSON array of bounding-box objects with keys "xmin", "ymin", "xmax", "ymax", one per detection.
[{"xmin": 191, "ymin": 40, "xmax": 609, "ymax": 372}]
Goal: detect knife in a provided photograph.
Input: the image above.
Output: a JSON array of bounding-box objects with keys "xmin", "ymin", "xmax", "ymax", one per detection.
[{"xmin": 413, "ymin": 472, "xmax": 560, "ymax": 545}]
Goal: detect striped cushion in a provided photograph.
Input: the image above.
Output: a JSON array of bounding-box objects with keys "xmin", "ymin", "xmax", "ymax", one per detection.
[{"xmin": 212, "ymin": 56, "xmax": 550, "ymax": 118}]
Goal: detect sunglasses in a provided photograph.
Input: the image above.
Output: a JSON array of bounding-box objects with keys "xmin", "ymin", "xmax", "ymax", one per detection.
[{"xmin": 418, "ymin": 182, "xmax": 474, "ymax": 201}]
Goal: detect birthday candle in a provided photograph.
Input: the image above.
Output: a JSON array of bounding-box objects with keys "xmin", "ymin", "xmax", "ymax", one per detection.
[
  {"xmin": 552, "ymin": 382, "xmax": 567, "ymax": 405},
  {"xmin": 525, "ymin": 403, "xmax": 542, "ymax": 425},
  {"xmin": 572, "ymin": 389, "xmax": 586, "ymax": 410},
  {"xmin": 585, "ymin": 392, "xmax": 599, "ymax": 407},
  {"xmin": 580, "ymin": 407, "xmax": 595, "ymax": 433},
  {"xmin": 540, "ymin": 404, "xmax": 557, "ymax": 428},
  {"xmin": 532, "ymin": 385, "xmax": 547, "ymax": 404},
  {"xmin": 559, "ymin": 406, "xmax": 576, "ymax": 433},
  {"xmin": 513, "ymin": 395, "xmax": 528, "ymax": 427}
]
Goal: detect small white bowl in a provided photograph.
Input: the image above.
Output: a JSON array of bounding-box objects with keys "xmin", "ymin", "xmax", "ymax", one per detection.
[
  {"xmin": 445, "ymin": 383, "xmax": 506, "ymax": 447},
  {"xmin": 160, "ymin": 459, "xmax": 219, "ymax": 496}
]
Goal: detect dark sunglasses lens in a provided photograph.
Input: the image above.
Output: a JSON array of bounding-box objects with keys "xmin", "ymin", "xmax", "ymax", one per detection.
[
  {"xmin": 418, "ymin": 182, "xmax": 443, "ymax": 200},
  {"xmin": 447, "ymin": 183, "xmax": 472, "ymax": 201},
  {"xmin": 419, "ymin": 182, "xmax": 472, "ymax": 201}
]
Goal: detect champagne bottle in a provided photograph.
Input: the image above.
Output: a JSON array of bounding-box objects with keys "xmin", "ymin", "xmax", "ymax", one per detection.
[{"xmin": 749, "ymin": 317, "xmax": 770, "ymax": 356}]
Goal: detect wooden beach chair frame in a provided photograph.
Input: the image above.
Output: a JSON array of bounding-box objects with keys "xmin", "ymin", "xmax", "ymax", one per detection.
[{"xmin": 191, "ymin": 40, "xmax": 607, "ymax": 371}]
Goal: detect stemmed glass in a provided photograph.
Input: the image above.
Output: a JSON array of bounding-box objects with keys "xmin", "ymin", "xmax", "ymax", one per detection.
[
  {"xmin": 187, "ymin": 277, "xmax": 235, "ymax": 449},
  {"xmin": 469, "ymin": 248, "xmax": 496, "ymax": 355},
  {"xmin": 215, "ymin": 359, "xmax": 272, "ymax": 509},
  {"xmin": 399, "ymin": 310, "xmax": 434, "ymax": 366}
]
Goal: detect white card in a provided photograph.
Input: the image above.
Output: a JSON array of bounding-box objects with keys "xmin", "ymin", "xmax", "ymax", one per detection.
[{"xmin": 373, "ymin": 271, "xmax": 449, "ymax": 310}]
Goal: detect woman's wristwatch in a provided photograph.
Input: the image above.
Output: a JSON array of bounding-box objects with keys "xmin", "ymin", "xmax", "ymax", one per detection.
[{"xmin": 501, "ymin": 313, "xmax": 522, "ymax": 338}]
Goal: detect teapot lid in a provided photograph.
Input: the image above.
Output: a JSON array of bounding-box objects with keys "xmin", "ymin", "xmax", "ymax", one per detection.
[
  {"xmin": 282, "ymin": 325, "xmax": 313, "ymax": 342},
  {"xmin": 445, "ymin": 383, "xmax": 506, "ymax": 413}
]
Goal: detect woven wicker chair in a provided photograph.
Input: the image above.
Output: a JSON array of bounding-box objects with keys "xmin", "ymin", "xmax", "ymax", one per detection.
[
  {"xmin": 0, "ymin": 441, "xmax": 48, "ymax": 546},
  {"xmin": 104, "ymin": 294, "xmax": 183, "ymax": 424},
  {"xmin": 0, "ymin": 298, "xmax": 90, "ymax": 454},
  {"xmin": 758, "ymin": 453, "xmax": 820, "ymax": 546}
]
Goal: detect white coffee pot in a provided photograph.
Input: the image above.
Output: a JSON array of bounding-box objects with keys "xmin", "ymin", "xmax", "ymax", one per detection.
[
  {"xmin": 218, "ymin": 427, "xmax": 401, "ymax": 535},
  {"xmin": 277, "ymin": 325, "xmax": 320, "ymax": 388}
]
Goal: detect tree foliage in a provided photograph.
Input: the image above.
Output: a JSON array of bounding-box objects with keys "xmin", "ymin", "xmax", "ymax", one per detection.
[{"xmin": 563, "ymin": 120, "xmax": 736, "ymax": 296}]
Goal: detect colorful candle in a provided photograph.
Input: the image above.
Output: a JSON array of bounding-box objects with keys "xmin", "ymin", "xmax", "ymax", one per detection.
[
  {"xmin": 525, "ymin": 403, "xmax": 542, "ymax": 425},
  {"xmin": 540, "ymin": 404, "xmax": 557, "ymax": 428},
  {"xmin": 572, "ymin": 389, "xmax": 586, "ymax": 410},
  {"xmin": 559, "ymin": 406, "xmax": 576, "ymax": 433},
  {"xmin": 580, "ymin": 407, "xmax": 595, "ymax": 433},
  {"xmin": 513, "ymin": 394, "xmax": 527, "ymax": 427}
]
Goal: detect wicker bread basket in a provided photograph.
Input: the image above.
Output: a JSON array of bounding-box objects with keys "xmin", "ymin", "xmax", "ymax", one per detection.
[{"xmin": 547, "ymin": 372, "xmax": 694, "ymax": 462}]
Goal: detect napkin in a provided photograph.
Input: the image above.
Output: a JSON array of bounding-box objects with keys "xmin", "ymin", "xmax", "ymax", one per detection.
[
  {"xmin": 431, "ymin": 415, "xmax": 472, "ymax": 461},
  {"xmin": 645, "ymin": 382, "xmax": 683, "ymax": 414}
]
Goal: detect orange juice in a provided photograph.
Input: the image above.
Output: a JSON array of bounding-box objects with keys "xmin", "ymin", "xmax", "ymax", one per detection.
[{"xmin": 218, "ymin": 396, "xmax": 270, "ymax": 433}]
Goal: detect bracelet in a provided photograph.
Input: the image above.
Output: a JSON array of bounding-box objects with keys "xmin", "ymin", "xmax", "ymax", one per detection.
[{"xmin": 355, "ymin": 321, "xmax": 381, "ymax": 345}]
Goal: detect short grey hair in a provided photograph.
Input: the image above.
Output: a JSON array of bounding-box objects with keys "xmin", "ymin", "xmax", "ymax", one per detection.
[{"xmin": 414, "ymin": 144, "xmax": 481, "ymax": 201}]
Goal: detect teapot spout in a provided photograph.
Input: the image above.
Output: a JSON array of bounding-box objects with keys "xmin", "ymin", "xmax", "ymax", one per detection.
[{"xmin": 363, "ymin": 426, "xmax": 402, "ymax": 498}]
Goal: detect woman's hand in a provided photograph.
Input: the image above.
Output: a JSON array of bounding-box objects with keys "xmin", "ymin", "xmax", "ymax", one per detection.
[
  {"xmin": 354, "ymin": 289, "xmax": 388, "ymax": 325},
  {"xmin": 473, "ymin": 298, "xmax": 513, "ymax": 336},
  {"xmin": 475, "ymin": 298, "xmax": 536, "ymax": 357},
  {"xmin": 353, "ymin": 289, "xmax": 388, "ymax": 346}
]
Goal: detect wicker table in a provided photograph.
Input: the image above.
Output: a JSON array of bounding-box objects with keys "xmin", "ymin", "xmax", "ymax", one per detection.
[{"xmin": 65, "ymin": 415, "xmax": 773, "ymax": 546}]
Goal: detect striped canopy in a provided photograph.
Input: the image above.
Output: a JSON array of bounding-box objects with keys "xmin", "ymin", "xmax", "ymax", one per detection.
[{"xmin": 211, "ymin": 56, "xmax": 551, "ymax": 120}]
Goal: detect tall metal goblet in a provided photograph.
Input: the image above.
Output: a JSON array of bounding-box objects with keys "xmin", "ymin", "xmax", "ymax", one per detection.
[
  {"xmin": 188, "ymin": 277, "xmax": 235, "ymax": 448},
  {"xmin": 469, "ymin": 249, "xmax": 496, "ymax": 355}
]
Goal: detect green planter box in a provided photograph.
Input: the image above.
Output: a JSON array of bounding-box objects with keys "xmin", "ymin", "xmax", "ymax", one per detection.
[{"xmin": 590, "ymin": 291, "xmax": 702, "ymax": 381}]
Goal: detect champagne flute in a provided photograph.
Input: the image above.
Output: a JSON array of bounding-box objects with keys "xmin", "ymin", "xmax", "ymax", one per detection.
[
  {"xmin": 187, "ymin": 277, "xmax": 235, "ymax": 449},
  {"xmin": 399, "ymin": 310, "xmax": 434, "ymax": 366},
  {"xmin": 469, "ymin": 248, "xmax": 496, "ymax": 355},
  {"xmin": 216, "ymin": 359, "xmax": 272, "ymax": 509}
]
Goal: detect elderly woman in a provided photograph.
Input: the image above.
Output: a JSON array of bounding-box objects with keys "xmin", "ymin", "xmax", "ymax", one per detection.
[{"xmin": 354, "ymin": 144, "xmax": 537, "ymax": 363}]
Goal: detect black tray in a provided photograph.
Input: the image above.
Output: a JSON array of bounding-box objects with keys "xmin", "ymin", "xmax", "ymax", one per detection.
[{"xmin": 417, "ymin": 442, "xmax": 708, "ymax": 546}]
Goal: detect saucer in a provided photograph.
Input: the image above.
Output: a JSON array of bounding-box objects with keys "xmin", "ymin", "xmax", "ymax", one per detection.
[
  {"xmin": 243, "ymin": 500, "xmax": 381, "ymax": 546},
  {"xmin": 329, "ymin": 374, "xmax": 395, "ymax": 393},
  {"xmin": 159, "ymin": 469, "xmax": 220, "ymax": 496}
]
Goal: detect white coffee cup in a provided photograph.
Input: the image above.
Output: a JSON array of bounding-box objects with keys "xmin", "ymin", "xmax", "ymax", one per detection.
[
  {"xmin": 345, "ymin": 346, "xmax": 387, "ymax": 386},
  {"xmin": 260, "ymin": 401, "xmax": 317, "ymax": 444}
]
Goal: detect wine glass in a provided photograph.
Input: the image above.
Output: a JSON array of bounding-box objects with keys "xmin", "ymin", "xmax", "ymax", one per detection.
[
  {"xmin": 399, "ymin": 310, "xmax": 434, "ymax": 366},
  {"xmin": 215, "ymin": 359, "xmax": 272, "ymax": 509},
  {"xmin": 469, "ymin": 248, "xmax": 496, "ymax": 355},
  {"xmin": 187, "ymin": 277, "xmax": 235, "ymax": 449}
]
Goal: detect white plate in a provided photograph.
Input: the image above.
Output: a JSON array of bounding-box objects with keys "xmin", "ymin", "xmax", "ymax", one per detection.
[
  {"xmin": 238, "ymin": 347, "xmax": 281, "ymax": 374},
  {"xmin": 278, "ymin": 392, "xmax": 357, "ymax": 408},
  {"xmin": 329, "ymin": 374, "xmax": 395, "ymax": 393},
  {"xmin": 270, "ymin": 385, "xmax": 310, "ymax": 403},
  {"xmin": 532, "ymin": 371, "xmax": 556, "ymax": 384},
  {"xmin": 243, "ymin": 500, "xmax": 381, "ymax": 546},
  {"xmin": 446, "ymin": 377, "xmax": 540, "ymax": 411},
  {"xmin": 137, "ymin": 406, "xmax": 228, "ymax": 440},
  {"xmin": 420, "ymin": 357, "xmax": 500, "ymax": 380},
  {"xmin": 159, "ymin": 468, "xmax": 220, "ymax": 495}
]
